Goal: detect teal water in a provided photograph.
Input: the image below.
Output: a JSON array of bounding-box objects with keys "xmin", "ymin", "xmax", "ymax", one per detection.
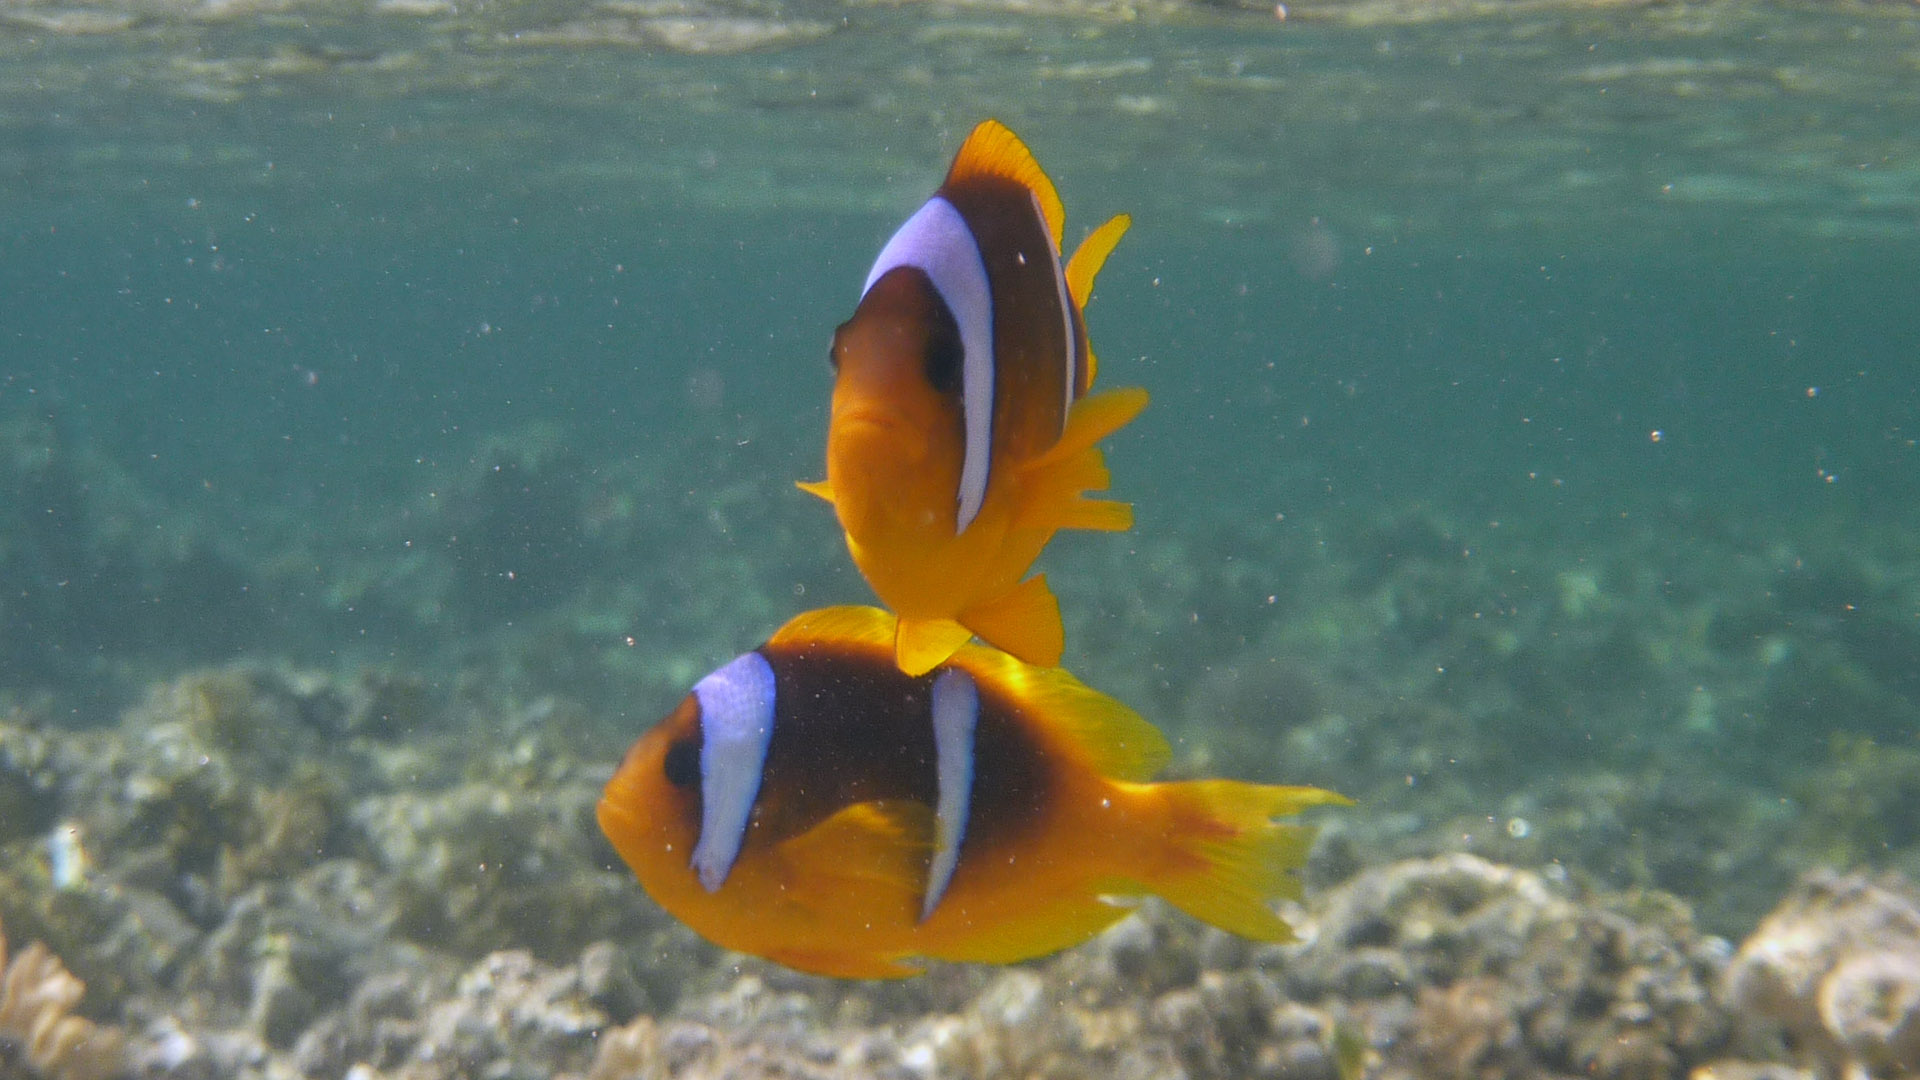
[{"xmin": 4, "ymin": 0, "xmax": 1919, "ymax": 927}]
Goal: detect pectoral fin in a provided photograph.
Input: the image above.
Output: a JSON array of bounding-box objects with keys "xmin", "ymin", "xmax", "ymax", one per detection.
[
  {"xmin": 1012, "ymin": 387, "xmax": 1149, "ymax": 535},
  {"xmin": 795, "ymin": 478, "xmax": 835, "ymax": 504},
  {"xmin": 1066, "ymin": 214, "xmax": 1131, "ymax": 313},
  {"xmin": 761, "ymin": 800, "xmax": 935, "ymax": 978},
  {"xmin": 1025, "ymin": 387, "xmax": 1150, "ymax": 473},
  {"xmin": 774, "ymin": 799, "xmax": 932, "ymax": 900}
]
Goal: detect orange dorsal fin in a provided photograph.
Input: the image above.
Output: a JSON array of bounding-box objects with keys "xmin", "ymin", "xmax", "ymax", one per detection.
[
  {"xmin": 770, "ymin": 605, "xmax": 897, "ymax": 653},
  {"xmin": 946, "ymin": 120, "xmax": 1065, "ymax": 249},
  {"xmin": 1135, "ymin": 780, "xmax": 1351, "ymax": 942},
  {"xmin": 958, "ymin": 573, "xmax": 1063, "ymax": 670},
  {"xmin": 795, "ymin": 478, "xmax": 835, "ymax": 504},
  {"xmin": 894, "ymin": 616, "xmax": 977, "ymax": 677},
  {"xmin": 950, "ymin": 639, "xmax": 1171, "ymax": 781}
]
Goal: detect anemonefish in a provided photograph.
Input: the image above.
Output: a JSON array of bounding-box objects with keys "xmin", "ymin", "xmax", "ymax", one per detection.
[
  {"xmin": 798, "ymin": 120, "xmax": 1151, "ymax": 677},
  {"xmin": 596, "ymin": 606, "xmax": 1347, "ymax": 979}
]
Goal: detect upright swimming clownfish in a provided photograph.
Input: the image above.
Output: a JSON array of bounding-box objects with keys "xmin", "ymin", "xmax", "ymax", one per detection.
[
  {"xmin": 596, "ymin": 606, "xmax": 1348, "ymax": 979},
  {"xmin": 798, "ymin": 120, "xmax": 1151, "ymax": 677}
]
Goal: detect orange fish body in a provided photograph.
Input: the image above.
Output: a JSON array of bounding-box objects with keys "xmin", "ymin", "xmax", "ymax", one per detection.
[
  {"xmin": 596, "ymin": 606, "xmax": 1346, "ymax": 979},
  {"xmin": 800, "ymin": 121, "xmax": 1150, "ymax": 677}
]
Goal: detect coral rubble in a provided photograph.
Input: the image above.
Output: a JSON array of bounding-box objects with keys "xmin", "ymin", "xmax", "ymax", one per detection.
[
  {"xmin": 0, "ymin": 916, "xmax": 126, "ymax": 1080},
  {"xmin": 556, "ymin": 855, "xmax": 1738, "ymax": 1080}
]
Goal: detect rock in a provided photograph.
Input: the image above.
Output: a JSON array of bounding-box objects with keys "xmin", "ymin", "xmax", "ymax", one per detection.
[{"xmin": 1725, "ymin": 869, "xmax": 1920, "ymax": 1078}]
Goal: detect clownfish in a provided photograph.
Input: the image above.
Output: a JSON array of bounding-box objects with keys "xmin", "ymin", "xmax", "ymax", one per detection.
[
  {"xmin": 596, "ymin": 606, "xmax": 1347, "ymax": 979},
  {"xmin": 798, "ymin": 121, "xmax": 1151, "ymax": 677}
]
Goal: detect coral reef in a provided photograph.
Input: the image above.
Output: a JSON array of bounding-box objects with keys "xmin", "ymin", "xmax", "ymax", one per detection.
[
  {"xmin": 286, "ymin": 943, "xmax": 640, "ymax": 1080},
  {"xmin": 1283, "ymin": 854, "xmax": 1733, "ymax": 1080},
  {"xmin": 0, "ymin": 916, "xmax": 126, "ymax": 1080},
  {"xmin": 2, "ymin": 649, "xmax": 1915, "ymax": 1080},
  {"xmin": 1718, "ymin": 870, "xmax": 1920, "ymax": 1080},
  {"xmin": 560, "ymin": 856, "xmax": 1735, "ymax": 1080}
]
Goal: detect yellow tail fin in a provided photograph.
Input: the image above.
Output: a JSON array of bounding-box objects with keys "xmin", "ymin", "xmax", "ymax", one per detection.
[
  {"xmin": 961, "ymin": 573, "xmax": 1064, "ymax": 669},
  {"xmin": 1143, "ymin": 780, "xmax": 1350, "ymax": 942}
]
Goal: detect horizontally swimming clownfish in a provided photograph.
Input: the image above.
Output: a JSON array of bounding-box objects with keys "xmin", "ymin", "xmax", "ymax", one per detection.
[
  {"xmin": 596, "ymin": 606, "xmax": 1347, "ymax": 979},
  {"xmin": 798, "ymin": 121, "xmax": 1151, "ymax": 677}
]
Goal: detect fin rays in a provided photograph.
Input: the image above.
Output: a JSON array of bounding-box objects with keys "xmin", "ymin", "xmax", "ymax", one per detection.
[
  {"xmin": 946, "ymin": 119, "xmax": 1066, "ymax": 248},
  {"xmin": 1143, "ymin": 782, "xmax": 1354, "ymax": 942},
  {"xmin": 959, "ymin": 574, "xmax": 1063, "ymax": 670}
]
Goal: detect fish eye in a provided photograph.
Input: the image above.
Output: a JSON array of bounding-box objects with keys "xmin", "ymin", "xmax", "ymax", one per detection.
[
  {"xmin": 663, "ymin": 738, "xmax": 700, "ymax": 789},
  {"xmin": 827, "ymin": 325, "xmax": 848, "ymax": 373},
  {"xmin": 922, "ymin": 297, "xmax": 963, "ymax": 396}
]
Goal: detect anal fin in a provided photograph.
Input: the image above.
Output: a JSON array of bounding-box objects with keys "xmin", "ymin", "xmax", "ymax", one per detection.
[
  {"xmin": 895, "ymin": 617, "xmax": 976, "ymax": 677},
  {"xmin": 961, "ymin": 574, "xmax": 1063, "ymax": 669},
  {"xmin": 929, "ymin": 893, "xmax": 1133, "ymax": 966}
]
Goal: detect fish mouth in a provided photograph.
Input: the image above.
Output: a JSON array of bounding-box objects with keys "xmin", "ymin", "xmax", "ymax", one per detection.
[{"xmin": 834, "ymin": 404, "xmax": 909, "ymax": 440}]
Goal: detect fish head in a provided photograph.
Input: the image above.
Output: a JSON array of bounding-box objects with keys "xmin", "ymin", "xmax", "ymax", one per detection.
[
  {"xmin": 597, "ymin": 692, "xmax": 705, "ymax": 895},
  {"xmin": 828, "ymin": 266, "xmax": 965, "ymax": 468}
]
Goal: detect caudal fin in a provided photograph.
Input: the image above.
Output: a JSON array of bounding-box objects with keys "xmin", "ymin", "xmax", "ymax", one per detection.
[{"xmin": 1144, "ymin": 780, "xmax": 1350, "ymax": 942}]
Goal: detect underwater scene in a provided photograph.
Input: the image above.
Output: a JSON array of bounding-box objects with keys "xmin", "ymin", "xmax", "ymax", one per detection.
[{"xmin": 4, "ymin": 0, "xmax": 1920, "ymax": 1074}]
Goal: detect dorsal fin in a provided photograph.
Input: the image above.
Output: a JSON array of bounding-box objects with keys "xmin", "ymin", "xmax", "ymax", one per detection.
[
  {"xmin": 767, "ymin": 605, "xmax": 898, "ymax": 653},
  {"xmin": 945, "ymin": 120, "xmax": 1066, "ymax": 249},
  {"xmin": 951, "ymin": 642, "xmax": 1171, "ymax": 781}
]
